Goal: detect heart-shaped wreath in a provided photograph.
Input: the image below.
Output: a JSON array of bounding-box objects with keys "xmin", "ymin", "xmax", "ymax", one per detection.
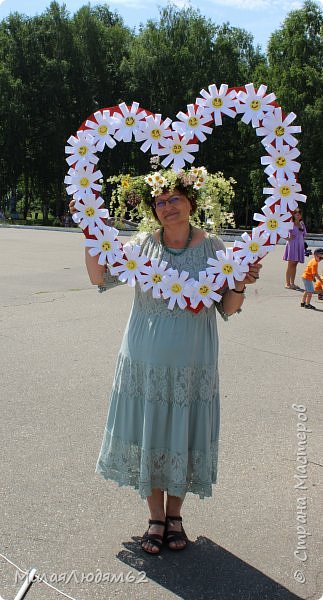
[{"xmin": 64, "ymin": 82, "xmax": 306, "ymax": 312}]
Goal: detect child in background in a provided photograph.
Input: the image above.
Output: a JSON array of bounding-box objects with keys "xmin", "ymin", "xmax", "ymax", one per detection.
[
  {"xmin": 301, "ymin": 248, "xmax": 323, "ymax": 309},
  {"xmin": 314, "ymin": 275, "xmax": 323, "ymax": 300}
]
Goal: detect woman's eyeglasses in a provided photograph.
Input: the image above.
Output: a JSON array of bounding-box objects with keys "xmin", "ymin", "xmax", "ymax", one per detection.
[{"xmin": 154, "ymin": 196, "xmax": 182, "ymax": 210}]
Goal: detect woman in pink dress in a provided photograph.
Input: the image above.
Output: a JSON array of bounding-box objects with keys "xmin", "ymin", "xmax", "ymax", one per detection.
[{"xmin": 283, "ymin": 208, "xmax": 307, "ymax": 289}]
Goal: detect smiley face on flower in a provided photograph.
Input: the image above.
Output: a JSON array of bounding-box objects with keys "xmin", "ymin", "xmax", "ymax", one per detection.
[
  {"xmin": 263, "ymin": 175, "xmax": 306, "ymax": 213},
  {"xmin": 256, "ymin": 107, "xmax": 301, "ymax": 151},
  {"xmin": 85, "ymin": 109, "xmax": 118, "ymax": 151},
  {"xmin": 234, "ymin": 230, "xmax": 273, "ymax": 264},
  {"xmin": 136, "ymin": 114, "xmax": 173, "ymax": 155},
  {"xmin": 113, "ymin": 102, "xmax": 147, "ymax": 143},
  {"xmin": 65, "ymin": 131, "xmax": 98, "ymax": 169},
  {"xmin": 72, "ymin": 195, "xmax": 109, "ymax": 234},
  {"xmin": 172, "ymin": 104, "xmax": 213, "ymax": 142},
  {"xmin": 64, "ymin": 165, "xmax": 103, "ymax": 200},
  {"xmin": 157, "ymin": 133, "xmax": 199, "ymax": 172},
  {"xmin": 261, "ymin": 145, "xmax": 301, "ymax": 180},
  {"xmin": 109, "ymin": 244, "xmax": 149, "ymax": 287},
  {"xmin": 236, "ymin": 83, "xmax": 276, "ymax": 128},
  {"xmin": 206, "ymin": 248, "xmax": 248, "ymax": 289},
  {"xmin": 85, "ymin": 225, "xmax": 122, "ymax": 265},
  {"xmin": 138, "ymin": 258, "xmax": 169, "ymax": 298},
  {"xmin": 160, "ymin": 269, "xmax": 190, "ymax": 310},
  {"xmin": 253, "ymin": 205, "xmax": 293, "ymax": 244},
  {"xmin": 195, "ymin": 83, "xmax": 237, "ymax": 126},
  {"xmin": 184, "ymin": 271, "xmax": 222, "ymax": 309}
]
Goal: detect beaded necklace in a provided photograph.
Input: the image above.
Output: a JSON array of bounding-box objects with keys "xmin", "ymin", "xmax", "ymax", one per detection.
[{"xmin": 160, "ymin": 224, "xmax": 193, "ymax": 256}]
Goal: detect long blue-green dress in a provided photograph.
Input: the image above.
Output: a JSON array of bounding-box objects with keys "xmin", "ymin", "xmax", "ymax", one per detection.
[{"xmin": 96, "ymin": 233, "xmax": 229, "ymax": 499}]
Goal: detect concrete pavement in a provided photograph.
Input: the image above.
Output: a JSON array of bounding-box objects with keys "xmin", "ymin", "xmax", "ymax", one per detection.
[{"xmin": 0, "ymin": 227, "xmax": 322, "ymax": 600}]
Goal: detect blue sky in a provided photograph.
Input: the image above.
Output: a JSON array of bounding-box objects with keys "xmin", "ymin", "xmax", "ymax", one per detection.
[{"xmin": 0, "ymin": 0, "xmax": 321, "ymax": 51}]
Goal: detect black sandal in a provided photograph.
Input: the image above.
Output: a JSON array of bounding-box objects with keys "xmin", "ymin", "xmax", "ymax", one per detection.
[
  {"xmin": 141, "ymin": 519, "xmax": 165, "ymax": 554},
  {"xmin": 165, "ymin": 515, "xmax": 188, "ymax": 551}
]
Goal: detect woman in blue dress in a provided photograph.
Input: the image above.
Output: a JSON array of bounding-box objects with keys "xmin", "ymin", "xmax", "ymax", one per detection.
[{"xmin": 70, "ymin": 174, "xmax": 261, "ymax": 554}]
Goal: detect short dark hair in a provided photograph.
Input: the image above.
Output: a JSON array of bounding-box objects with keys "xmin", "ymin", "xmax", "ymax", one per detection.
[{"xmin": 145, "ymin": 185, "xmax": 198, "ymax": 223}]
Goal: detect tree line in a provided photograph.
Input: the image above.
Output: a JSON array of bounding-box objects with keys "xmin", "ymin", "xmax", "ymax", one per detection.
[{"xmin": 0, "ymin": 0, "xmax": 322, "ymax": 229}]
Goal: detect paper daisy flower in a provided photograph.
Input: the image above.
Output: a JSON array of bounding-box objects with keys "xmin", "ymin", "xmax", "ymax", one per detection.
[
  {"xmin": 85, "ymin": 110, "xmax": 118, "ymax": 151},
  {"xmin": 65, "ymin": 131, "xmax": 98, "ymax": 168},
  {"xmin": 184, "ymin": 271, "xmax": 222, "ymax": 309},
  {"xmin": 206, "ymin": 247, "xmax": 248, "ymax": 289},
  {"xmin": 236, "ymin": 83, "xmax": 275, "ymax": 128},
  {"xmin": 113, "ymin": 102, "xmax": 147, "ymax": 143},
  {"xmin": 261, "ymin": 145, "xmax": 301, "ymax": 180},
  {"xmin": 256, "ymin": 108, "xmax": 301, "ymax": 150},
  {"xmin": 161, "ymin": 269, "xmax": 190, "ymax": 310},
  {"xmin": 136, "ymin": 114, "xmax": 173, "ymax": 154},
  {"xmin": 172, "ymin": 104, "xmax": 213, "ymax": 142},
  {"xmin": 195, "ymin": 83, "xmax": 237, "ymax": 126},
  {"xmin": 253, "ymin": 205, "xmax": 293, "ymax": 243},
  {"xmin": 137, "ymin": 258, "xmax": 169, "ymax": 298},
  {"xmin": 84, "ymin": 225, "xmax": 122, "ymax": 265},
  {"xmin": 157, "ymin": 133, "xmax": 199, "ymax": 172},
  {"xmin": 73, "ymin": 195, "xmax": 109, "ymax": 234},
  {"xmin": 64, "ymin": 165, "xmax": 103, "ymax": 200},
  {"xmin": 109, "ymin": 244, "xmax": 148, "ymax": 287},
  {"xmin": 263, "ymin": 175, "xmax": 307, "ymax": 213},
  {"xmin": 234, "ymin": 230, "xmax": 273, "ymax": 264}
]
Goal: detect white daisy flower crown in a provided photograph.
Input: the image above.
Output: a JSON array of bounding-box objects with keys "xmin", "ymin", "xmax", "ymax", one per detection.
[
  {"xmin": 144, "ymin": 164, "xmax": 208, "ymax": 198},
  {"xmin": 64, "ymin": 82, "xmax": 307, "ymax": 314}
]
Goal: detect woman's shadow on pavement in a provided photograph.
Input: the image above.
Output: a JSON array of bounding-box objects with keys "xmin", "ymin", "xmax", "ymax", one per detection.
[{"xmin": 117, "ymin": 535, "xmax": 304, "ymax": 600}]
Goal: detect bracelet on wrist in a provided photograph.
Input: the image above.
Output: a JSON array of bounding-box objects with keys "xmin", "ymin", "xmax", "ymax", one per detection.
[{"xmin": 232, "ymin": 285, "xmax": 246, "ymax": 294}]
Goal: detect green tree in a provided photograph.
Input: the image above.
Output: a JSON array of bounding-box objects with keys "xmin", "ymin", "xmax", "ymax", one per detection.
[{"xmin": 267, "ymin": 0, "xmax": 323, "ymax": 230}]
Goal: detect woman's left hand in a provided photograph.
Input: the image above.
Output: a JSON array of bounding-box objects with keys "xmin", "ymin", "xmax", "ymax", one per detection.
[{"xmin": 243, "ymin": 262, "xmax": 262, "ymax": 285}]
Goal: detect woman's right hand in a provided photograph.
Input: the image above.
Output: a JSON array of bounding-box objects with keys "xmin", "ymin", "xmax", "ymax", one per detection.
[{"xmin": 69, "ymin": 199, "xmax": 77, "ymax": 215}]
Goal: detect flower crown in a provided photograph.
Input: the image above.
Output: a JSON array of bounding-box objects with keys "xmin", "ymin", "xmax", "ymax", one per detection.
[{"xmin": 144, "ymin": 165, "xmax": 208, "ymax": 198}]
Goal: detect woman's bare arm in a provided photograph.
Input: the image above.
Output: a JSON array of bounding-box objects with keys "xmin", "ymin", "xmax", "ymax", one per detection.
[{"xmin": 85, "ymin": 248, "xmax": 106, "ymax": 285}]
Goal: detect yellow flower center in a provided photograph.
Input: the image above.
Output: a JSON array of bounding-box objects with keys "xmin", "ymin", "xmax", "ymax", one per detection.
[
  {"xmin": 151, "ymin": 128, "xmax": 161, "ymax": 139},
  {"xmin": 222, "ymin": 263, "xmax": 233, "ymax": 275},
  {"xmin": 199, "ymin": 284, "xmax": 210, "ymax": 296},
  {"xmin": 188, "ymin": 116, "xmax": 199, "ymax": 127},
  {"xmin": 80, "ymin": 177, "xmax": 90, "ymax": 187},
  {"xmin": 126, "ymin": 260, "xmax": 137, "ymax": 270},
  {"xmin": 275, "ymin": 155, "xmax": 287, "ymax": 168},
  {"xmin": 98, "ymin": 124, "xmax": 108, "ymax": 135},
  {"xmin": 212, "ymin": 97, "xmax": 223, "ymax": 108},
  {"xmin": 249, "ymin": 242, "xmax": 260, "ymax": 253},
  {"xmin": 279, "ymin": 185, "xmax": 291, "ymax": 197},
  {"xmin": 152, "ymin": 274, "xmax": 162, "ymax": 284},
  {"xmin": 274, "ymin": 125, "xmax": 285, "ymax": 137},
  {"xmin": 172, "ymin": 144, "xmax": 182, "ymax": 155},
  {"xmin": 85, "ymin": 207, "xmax": 95, "ymax": 217},
  {"xmin": 171, "ymin": 283, "xmax": 182, "ymax": 294},
  {"xmin": 78, "ymin": 145, "xmax": 88, "ymax": 156},
  {"xmin": 125, "ymin": 116, "xmax": 135, "ymax": 126},
  {"xmin": 250, "ymin": 99, "xmax": 261, "ymax": 111},
  {"xmin": 267, "ymin": 218, "xmax": 279, "ymax": 230},
  {"xmin": 101, "ymin": 241, "xmax": 111, "ymax": 251}
]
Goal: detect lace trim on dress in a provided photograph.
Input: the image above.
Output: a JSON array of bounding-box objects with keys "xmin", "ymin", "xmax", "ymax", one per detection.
[
  {"xmin": 112, "ymin": 354, "xmax": 219, "ymax": 408},
  {"xmin": 98, "ymin": 269, "xmax": 125, "ymax": 293},
  {"xmin": 96, "ymin": 431, "xmax": 219, "ymax": 499}
]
